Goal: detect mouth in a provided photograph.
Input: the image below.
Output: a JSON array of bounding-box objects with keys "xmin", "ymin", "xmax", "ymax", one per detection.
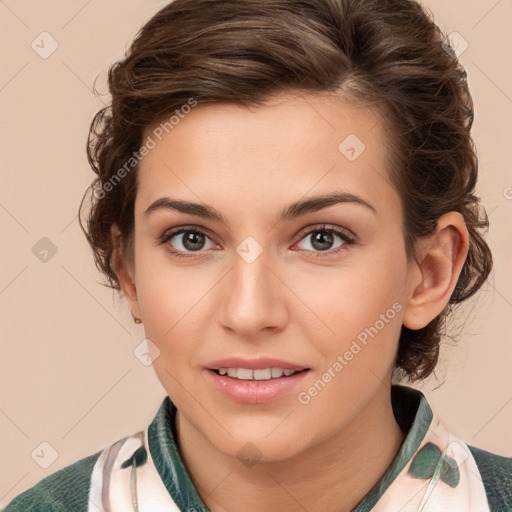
[
  {"xmin": 204, "ymin": 360, "xmax": 311, "ymax": 404},
  {"xmin": 209, "ymin": 367, "xmax": 310, "ymax": 380}
]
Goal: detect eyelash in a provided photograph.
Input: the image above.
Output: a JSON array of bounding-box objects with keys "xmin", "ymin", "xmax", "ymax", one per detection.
[{"xmin": 159, "ymin": 224, "xmax": 355, "ymax": 259}]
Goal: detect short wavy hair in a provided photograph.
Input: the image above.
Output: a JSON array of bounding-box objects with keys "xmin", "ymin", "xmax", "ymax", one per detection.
[{"xmin": 79, "ymin": 0, "xmax": 492, "ymax": 382}]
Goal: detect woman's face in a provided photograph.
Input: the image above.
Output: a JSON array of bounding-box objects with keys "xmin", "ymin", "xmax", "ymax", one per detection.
[{"xmin": 128, "ymin": 92, "xmax": 418, "ymax": 461}]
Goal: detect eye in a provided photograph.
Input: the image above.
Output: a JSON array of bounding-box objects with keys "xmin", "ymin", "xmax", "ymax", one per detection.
[
  {"xmin": 160, "ymin": 227, "xmax": 217, "ymax": 258},
  {"xmin": 160, "ymin": 224, "xmax": 355, "ymax": 259},
  {"xmin": 294, "ymin": 224, "xmax": 355, "ymax": 256}
]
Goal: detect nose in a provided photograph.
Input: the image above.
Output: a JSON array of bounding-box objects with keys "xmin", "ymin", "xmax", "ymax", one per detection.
[{"xmin": 216, "ymin": 246, "xmax": 289, "ymax": 341}]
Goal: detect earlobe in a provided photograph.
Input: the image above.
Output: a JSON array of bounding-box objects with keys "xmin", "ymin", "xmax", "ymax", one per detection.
[
  {"xmin": 111, "ymin": 224, "xmax": 140, "ymax": 319},
  {"xmin": 402, "ymin": 212, "xmax": 469, "ymax": 330}
]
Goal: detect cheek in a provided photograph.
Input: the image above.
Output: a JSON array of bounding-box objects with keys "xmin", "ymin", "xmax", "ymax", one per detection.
[
  {"xmin": 298, "ymin": 245, "xmax": 407, "ymax": 335},
  {"xmin": 133, "ymin": 262, "xmax": 197, "ymax": 383},
  {"xmin": 133, "ymin": 251, "xmax": 227, "ymax": 399},
  {"xmin": 291, "ymin": 241, "xmax": 408, "ymax": 389},
  {"xmin": 292, "ymin": 261, "xmax": 406, "ymax": 436},
  {"xmin": 134, "ymin": 241, "xmax": 211, "ymax": 337}
]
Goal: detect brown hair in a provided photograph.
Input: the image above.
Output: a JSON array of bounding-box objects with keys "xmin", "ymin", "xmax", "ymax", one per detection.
[{"xmin": 79, "ymin": 0, "xmax": 492, "ymax": 382}]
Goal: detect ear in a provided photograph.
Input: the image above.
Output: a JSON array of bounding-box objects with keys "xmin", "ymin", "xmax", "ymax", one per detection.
[
  {"xmin": 111, "ymin": 224, "xmax": 141, "ymax": 320},
  {"xmin": 402, "ymin": 212, "xmax": 469, "ymax": 330}
]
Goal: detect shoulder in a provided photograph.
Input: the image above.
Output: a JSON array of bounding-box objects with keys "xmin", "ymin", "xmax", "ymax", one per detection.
[
  {"xmin": 2, "ymin": 450, "xmax": 102, "ymax": 512},
  {"xmin": 467, "ymin": 443, "xmax": 512, "ymax": 511}
]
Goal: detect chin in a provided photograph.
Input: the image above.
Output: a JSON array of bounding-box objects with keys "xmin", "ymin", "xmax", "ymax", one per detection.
[{"xmin": 204, "ymin": 420, "xmax": 314, "ymax": 464}]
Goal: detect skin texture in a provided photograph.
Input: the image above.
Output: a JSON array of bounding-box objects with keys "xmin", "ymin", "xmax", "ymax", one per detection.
[{"xmin": 113, "ymin": 91, "xmax": 469, "ymax": 512}]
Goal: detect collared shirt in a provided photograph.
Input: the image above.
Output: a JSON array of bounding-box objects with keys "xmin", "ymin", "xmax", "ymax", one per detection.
[{"xmin": 4, "ymin": 385, "xmax": 512, "ymax": 511}]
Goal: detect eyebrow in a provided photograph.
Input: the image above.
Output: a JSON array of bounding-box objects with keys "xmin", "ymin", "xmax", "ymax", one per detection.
[{"xmin": 144, "ymin": 191, "xmax": 377, "ymax": 224}]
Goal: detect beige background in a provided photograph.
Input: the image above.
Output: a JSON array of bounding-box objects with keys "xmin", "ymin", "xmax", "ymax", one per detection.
[{"xmin": 1, "ymin": 0, "xmax": 511, "ymax": 506}]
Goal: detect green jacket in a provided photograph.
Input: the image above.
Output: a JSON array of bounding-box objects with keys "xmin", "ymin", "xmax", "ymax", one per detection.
[{"xmin": 4, "ymin": 385, "xmax": 511, "ymax": 511}]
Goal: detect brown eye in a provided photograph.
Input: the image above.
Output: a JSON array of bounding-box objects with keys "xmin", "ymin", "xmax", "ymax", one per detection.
[
  {"xmin": 295, "ymin": 225, "xmax": 355, "ymax": 255},
  {"xmin": 161, "ymin": 227, "xmax": 216, "ymax": 257}
]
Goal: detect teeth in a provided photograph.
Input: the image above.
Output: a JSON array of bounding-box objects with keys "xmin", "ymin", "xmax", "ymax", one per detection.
[
  {"xmin": 216, "ymin": 367, "xmax": 300, "ymax": 380},
  {"xmin": 253, "ymin": 368, "xmax": 272, "ymax": 380},
  {"xmin": 271, "ymin": 368, "xmax": 283, "ymax": 378},
  {"xmin": 237, "ymin": 368, "xmax": 253, "ymax": 380}
]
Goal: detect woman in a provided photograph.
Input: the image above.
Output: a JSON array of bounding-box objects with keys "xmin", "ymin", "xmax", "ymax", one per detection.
[{"xmin": 5, "ymin": 0, "xmax": 511, "ymax": 510}]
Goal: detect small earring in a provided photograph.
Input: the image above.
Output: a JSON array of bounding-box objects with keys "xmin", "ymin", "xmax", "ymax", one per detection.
[{"xmin": 133, "ymin": 316, "xmax": 142, "ymax": 324}]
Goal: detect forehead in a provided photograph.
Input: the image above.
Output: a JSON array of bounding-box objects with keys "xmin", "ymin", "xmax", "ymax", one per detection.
[{"xmin": 135, "ymin": 92, "xmax": 398, "ymax": 220}]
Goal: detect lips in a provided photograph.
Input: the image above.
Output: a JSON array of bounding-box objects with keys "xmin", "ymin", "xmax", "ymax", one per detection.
[
  {"xmin": 216, "ymin": 367, "xmax": 300, "ymax": 380},
  {"xmin": 205, "ymin": 357, "xmax": 309, "ymax": 371},
  {"xmin": 204, "ymin": 357, "xmax": 311, "ymax": 404}
]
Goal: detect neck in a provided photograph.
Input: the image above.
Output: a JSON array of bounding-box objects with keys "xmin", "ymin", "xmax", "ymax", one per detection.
[{"xmin": 176, "ymin": 382, "xmax": 405, "ymax": 512}]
